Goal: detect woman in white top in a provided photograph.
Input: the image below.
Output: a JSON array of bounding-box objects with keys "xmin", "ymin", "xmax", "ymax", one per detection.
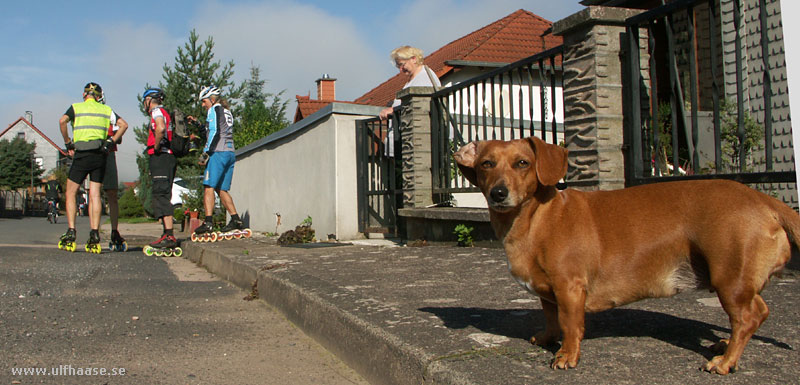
[{"xmin": 379, "ymin": 45, "xmax": 441, "ymax": 120}]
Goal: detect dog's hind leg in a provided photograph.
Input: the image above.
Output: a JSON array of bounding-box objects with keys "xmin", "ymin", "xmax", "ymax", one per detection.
[
  {"xmin": 531, "ymin": 298, "xmax": 561, "ymax": 346},
  {"xmin": 702, "ymin": 288, "xmax": 770, "ymax": 375}
]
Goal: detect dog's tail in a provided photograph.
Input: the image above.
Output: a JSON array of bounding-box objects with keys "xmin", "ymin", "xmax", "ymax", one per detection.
[
  {"xmin": 775, "ymin": 202, "xmax": 800, "ymax": 250},
  {"xmin": 773, "ymin": 201, "xmax": 800, "ymax": 270}
]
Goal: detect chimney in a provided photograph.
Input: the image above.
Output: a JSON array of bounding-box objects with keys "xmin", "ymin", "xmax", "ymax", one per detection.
[
  {"xmin": 25, "ymin": 110, "xmax": 33, "ymax": 124},
  {"xmin": 316, "ymin": 74, "xmax": 336, "ymax": 100}
]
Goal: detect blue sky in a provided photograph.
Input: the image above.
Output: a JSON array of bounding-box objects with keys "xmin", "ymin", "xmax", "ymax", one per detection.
[{"xmin": 1, "ymin": 0, "xmax": 584, "ymax": 183}]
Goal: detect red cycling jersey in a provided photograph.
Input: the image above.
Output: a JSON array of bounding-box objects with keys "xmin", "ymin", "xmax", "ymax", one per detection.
[{"xmin": 146, "ymin": 106, "xmax": 172, "ymax": 155}]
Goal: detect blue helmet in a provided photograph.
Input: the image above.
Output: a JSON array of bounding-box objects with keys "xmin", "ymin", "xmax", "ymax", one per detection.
[{"xmin": 143, "ymin": 87, "xmax": 164, "ymax": 101}]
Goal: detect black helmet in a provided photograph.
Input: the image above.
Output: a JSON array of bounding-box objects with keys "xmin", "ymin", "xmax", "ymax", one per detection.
[
  {"xmin": 84, "ymin": 82, "xmax": 103, "ymax": 99},
  {"xmin": 143, "ymin": 87, "xmax": 165, "ymax": 101}
]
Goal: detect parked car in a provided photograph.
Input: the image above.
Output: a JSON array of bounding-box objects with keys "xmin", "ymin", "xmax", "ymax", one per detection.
[
  {"xmin": 171, "ymin": 176, "xmax": 220, "ymax": 209},
  {"xmin": 171, "ymin": 177, "xmax": 192, "ymax": 208}
]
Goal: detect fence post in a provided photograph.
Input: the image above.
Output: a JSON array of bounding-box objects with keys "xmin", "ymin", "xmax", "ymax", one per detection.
[
  {"xmin": 397, "ymin": 86, "xmax": 436, "ymax": 208},
  {"xmin": 552, "ymin": 6, "xmax": 645, "ymax": 191}
]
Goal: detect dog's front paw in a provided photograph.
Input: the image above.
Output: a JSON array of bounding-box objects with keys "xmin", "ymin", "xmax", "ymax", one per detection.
[
  {"xmin": 530, "ymin": 330, "xmax": 560, "ymax": 346},
  {"xmin": 701, "ymin": 355, "xmax": 738, "ymax": 375},
  {"xmin": 550, "ymin": 348, "xmax": 580, "ymax": 370}
]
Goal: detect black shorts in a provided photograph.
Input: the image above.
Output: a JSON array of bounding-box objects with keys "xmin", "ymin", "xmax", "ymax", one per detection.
[
  {"xmin": 149, "ymin": 153, "xmax": 176, "ymax": 219},
  {"xmin": 103, "ymin": 151, "xmax": 118, "ymax": 190},
  {"xmin": 68, "ymin": 151, "xmax": 106, "ymax": 185}
]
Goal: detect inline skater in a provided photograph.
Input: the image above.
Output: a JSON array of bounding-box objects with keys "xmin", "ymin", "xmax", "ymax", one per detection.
[
  {"xmin": 58, "ymin": 82, "xmax": 124, "ymax": 253},
  {"xmin": 187, "ymin": 86, "xmax": 249, "ymax": 242}
]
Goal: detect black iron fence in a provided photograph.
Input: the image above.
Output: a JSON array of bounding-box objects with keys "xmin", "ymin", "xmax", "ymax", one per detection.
[
  {"xmin": 430, "ymin": 46, "xmax": 566, "ymax": 196},
  {"xmin": 625, "ymin": 0, "xmax": 794, "ymax": 186},
  {"xmin": 356, "ymin": 115, "xmax": 401, "ymax": 236}
]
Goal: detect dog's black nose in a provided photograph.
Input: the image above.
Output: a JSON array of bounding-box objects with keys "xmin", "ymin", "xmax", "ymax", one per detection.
[{"xmin": 490, "ymin": 185, "xmax": 508, "ymax": 203}]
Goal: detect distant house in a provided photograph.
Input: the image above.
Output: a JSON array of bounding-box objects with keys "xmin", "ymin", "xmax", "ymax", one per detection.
[
  {"xmin": 1, "ymin": 114, "xmax": 69, "ymax": 176},
  {"xmin": 293, "ymin": 74, "xmax": 362, "ymax": 123}
]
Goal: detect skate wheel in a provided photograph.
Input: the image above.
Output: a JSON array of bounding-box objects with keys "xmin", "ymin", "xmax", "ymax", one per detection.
[
  {"xmin": 243, "ymin": 229, "xmax": 252, "ymax": 238},
  {"xmin": 143, "ymin": 246, "xmax": 154, "ymax": 256},
  {"xmin": 225, "ymin": 235, "xmax": 233, "ymax": 241},
  {"xmin": 108, "ymin": 242, "xmax": 114, "ymax": 250},
  {"xmin": 210, "ymin": 233, "xmax": 219, "ymax": 242},
  {"xmin": 173, "ymin": 247, "xmax": 183, "ymax": 257},
  {"xmin": 154, "ymin": 249, "xmax": 164, "ymax": 257},
  {"xmin": 164, "ymin": 249, "xmax": 173, "ymax": 257},
  {"xmin": 121, "ymin": 242, "xmax": 128, "ymax": 252},
  {"xmin": 191, "ymin": 233, "xmax": 198, "ymax": 242}
]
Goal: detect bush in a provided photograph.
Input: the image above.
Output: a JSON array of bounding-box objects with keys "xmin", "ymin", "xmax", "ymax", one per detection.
[
  {"xmin": 118, "ymin": 187, "xmax": 145, "ymax": 218},
  {"xmin": 454, "ymin": 224, "xmax": 474, "ymax": 247}
]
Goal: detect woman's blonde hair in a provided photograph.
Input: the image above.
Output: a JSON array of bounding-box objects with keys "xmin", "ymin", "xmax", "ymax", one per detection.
[{"xmin": 390, "ymin": 46, "xmax": 424, "ymax": 65}]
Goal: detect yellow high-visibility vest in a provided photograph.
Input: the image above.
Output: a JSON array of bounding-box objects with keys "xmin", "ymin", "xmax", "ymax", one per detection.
[{"xmin": 72, "ymin": 99, "xmax": 111, "ymax": 143}]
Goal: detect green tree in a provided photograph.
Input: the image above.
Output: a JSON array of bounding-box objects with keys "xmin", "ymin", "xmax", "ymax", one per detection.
[
  {"xmin": 233, "ymin": 65, "xmax": 290, "ymax": 148},
  {"xmin": 134, "ymin": 29, "xmax": 243, "ymax": 214},
  {"xmin": 0, "ymin": 137, "xmax": 44, "ymax": 189},
  {"xmin": 718, "ymin": 98, "xmax": 763, "ymax": 173},
  {"xmin": 118, "ymin": 186, "xmax": 145, "ymax": 218}
]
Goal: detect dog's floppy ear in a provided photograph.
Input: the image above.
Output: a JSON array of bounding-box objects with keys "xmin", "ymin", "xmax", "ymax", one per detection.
[
  {"xmin": 453, "ymin": 141, "xmax": 480, "ymax": 186},
  {"xmin": 527, "ymin": 137, "xmax": 568, "ymax": 186}
]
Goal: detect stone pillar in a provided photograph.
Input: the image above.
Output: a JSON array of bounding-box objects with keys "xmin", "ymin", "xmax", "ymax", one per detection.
[
  {"xmin": 552, "ymin": 6, "xmax": 644, "ymax": 191},
  {"xmin": 397, "ymin": 86, "xmax": 435, "ymax": 208}
]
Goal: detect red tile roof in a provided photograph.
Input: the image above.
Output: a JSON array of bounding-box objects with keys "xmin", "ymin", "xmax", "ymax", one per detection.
[
  {"xmin": 355, "ymin": 9, "xmax": 562, "ymax": 108},
  {"xmin": 293, "ymin": 94, "xmax": 364, "ymax": 123},
  {"xmin": 1, "ymin": 116, "xmax": 68, "ymax": 156}
]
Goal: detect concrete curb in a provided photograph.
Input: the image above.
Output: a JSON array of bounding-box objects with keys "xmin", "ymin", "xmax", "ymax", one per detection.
[{"xmin": 181, "ymin": 241, "xmax": 474, "ymax": 385}]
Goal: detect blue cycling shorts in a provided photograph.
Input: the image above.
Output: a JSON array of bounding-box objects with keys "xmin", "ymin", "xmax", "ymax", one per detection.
[{"xmin": 203, "ymin": 151, "xmax": 236, "ymax": 191}]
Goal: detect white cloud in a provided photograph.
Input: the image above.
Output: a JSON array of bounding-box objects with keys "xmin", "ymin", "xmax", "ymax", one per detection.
[{"xmin": 191, "ymin": 1, "xmax": 390, "ymax": 102}]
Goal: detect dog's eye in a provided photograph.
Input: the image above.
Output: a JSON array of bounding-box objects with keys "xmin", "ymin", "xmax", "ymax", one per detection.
[
  {"xmin": 480, "ymin": 160, "xmax": 495, "ymax": 169},
  {"xmin": 515, "ymin": 160, "xmax": 530, "ymax": 168}
]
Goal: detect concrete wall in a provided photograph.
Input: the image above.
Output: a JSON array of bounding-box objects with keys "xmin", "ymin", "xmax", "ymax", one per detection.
[{"xmin": 231, "ymin": 103, "xmax": 382, "ymax": 240}]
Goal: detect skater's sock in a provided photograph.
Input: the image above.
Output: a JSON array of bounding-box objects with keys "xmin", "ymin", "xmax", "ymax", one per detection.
[
  {"xmin": 231, "ymin": 214, "xmax": 240, "ymax": 222},
  {"xmin": 205, "ymin": 216, "xmax": 213, "ymax": 224},
  {"xmin": 165, "ymin": 229, "xmax": 174, "ymax": 237}
]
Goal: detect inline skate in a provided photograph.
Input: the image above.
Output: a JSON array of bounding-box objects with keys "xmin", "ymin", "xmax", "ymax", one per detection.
[
  {"xmin": 217, "ymin": 217, "xmax": 252, "ymax": 241},
  {"xmin": 191, "ymin": 218, "xmax": 252, "ymax": 242},
  {"xmin": 58, "ymin": 228, "xmax": 77, "ymax": 252},
  {"xmin": 190, "ymin": 221, "xmax": 218, "ymax": 242},
  {"xmin": 108, "ymin": 230, "xmax": 127, "ymax": 252},
  {"xmin": 143, "ymin": 233, "xmax": 182, "ymax": 257},
  {"xmin": 85, "ymin": 229, "xmax": 102, "ymax": 254}
]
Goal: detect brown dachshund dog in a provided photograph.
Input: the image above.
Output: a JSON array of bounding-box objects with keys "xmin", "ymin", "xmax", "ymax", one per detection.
[{"xmin": 454, "ymin": 137, "xmax": 800, "ymax": 375}]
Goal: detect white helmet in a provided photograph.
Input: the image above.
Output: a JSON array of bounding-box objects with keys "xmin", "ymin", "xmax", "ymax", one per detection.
[{"xmin": 198, "ymin": 86, "xmax": 221, "ymax": 101}]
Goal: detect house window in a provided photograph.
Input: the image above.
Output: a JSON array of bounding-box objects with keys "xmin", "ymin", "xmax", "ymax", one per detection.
[
  {"xmin": 35, "ymin": 157, "xmax": 43, "ymax": 167},
  {"xmin": 17, "ymin": 132, "xmax": 25, "ymax": 140}
]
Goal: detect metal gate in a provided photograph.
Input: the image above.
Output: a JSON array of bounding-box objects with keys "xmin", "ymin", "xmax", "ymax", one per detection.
[
  {"xmin": 624, "ymin": 0, "xmax": 795, "ymax": 189},
  {"xmin": 356, "ymin": 115, "xmax": 401, "ymax": 236}
]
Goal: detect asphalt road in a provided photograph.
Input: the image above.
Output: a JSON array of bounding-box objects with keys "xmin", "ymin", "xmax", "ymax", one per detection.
[{"xmin": 0, "ymin": 216, "xmax": 367, "ymax": 384}]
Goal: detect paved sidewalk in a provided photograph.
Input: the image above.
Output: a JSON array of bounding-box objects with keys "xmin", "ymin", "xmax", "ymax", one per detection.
[{"xmin": 122, "ymin": 223, "xmax": 800, "ymax": 384}]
